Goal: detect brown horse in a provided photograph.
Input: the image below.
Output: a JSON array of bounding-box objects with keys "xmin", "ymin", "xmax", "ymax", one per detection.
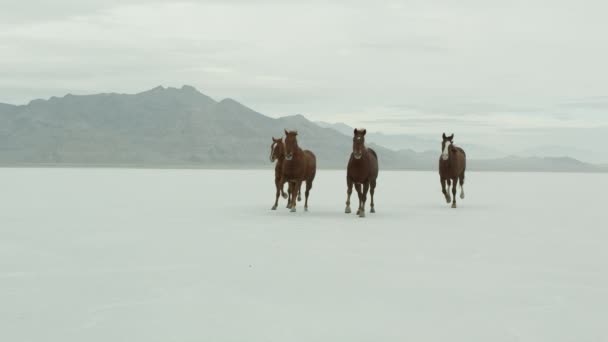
[
  {"xmin": 282, "ymin": 130, "xmax": 316, "ymax": 212},
  {"xmin": 270, "ymin": 137, "xmax": 288, "ymax": 210},
  {"xmin": 439, "ymin": 133, "xmax": 466, "ymax": 208},
  {"xmin": 345, "ymin": 128, "xmax": 379, "ymax": 218}
]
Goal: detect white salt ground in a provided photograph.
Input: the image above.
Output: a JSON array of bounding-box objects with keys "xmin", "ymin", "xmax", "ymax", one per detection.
[{"xmin": 1, "ymin": 168, "xmax": 607, "ymax": 342}]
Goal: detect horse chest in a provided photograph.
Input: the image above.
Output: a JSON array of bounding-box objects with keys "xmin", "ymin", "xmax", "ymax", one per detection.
[
  {"xmin": 439, "ymin": 160, "xmax": 460, "ymax": 178},
  {"xmin": 348, "ymin": 161, "xmax": 371, "ymax": 183},
  {"xmin": 282, "ymin": 159, "xmax": 305, "ymax": 179}
]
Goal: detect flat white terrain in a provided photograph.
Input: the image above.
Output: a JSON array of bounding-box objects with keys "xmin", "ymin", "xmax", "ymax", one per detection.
[{"xmin": 1, "ymin": 168, "xmax": 607, "ymax": 342}]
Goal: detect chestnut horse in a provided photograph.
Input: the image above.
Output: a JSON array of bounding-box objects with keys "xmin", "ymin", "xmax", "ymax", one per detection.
[
  {"xmin": 439, "ymin": 133, "xmax": 466, "ymax": 208},
  {"xmin": 269, "ymin": 137, "xmax": 288, "ymax": 210},
  {"xmin": 282, "ymin": 130, "xmax": 316, "ymax": 212},
  {"xmin": 345, "ymin": 128, "xmax": 378, "ymax": 218}
]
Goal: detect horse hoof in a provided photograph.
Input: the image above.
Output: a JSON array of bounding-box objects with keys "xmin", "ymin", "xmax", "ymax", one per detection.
[
  {"xmin": 359, "ymin": 212, "xmax": 366, "ymax": 218},
  {"xmin": 281, "ymin": 193, "xmax": 288, "ymax": 199},
  {"xmin": 460, "ymin": 193, "xmax": 465, "ymax": 199},
  {"xmin": 451, "ymin": 203, "xmax": 457, "ymax": 208},
  {"xmin": 304, "ymin": 207, "xmax": 308, "ymax": 212},
  {"xmin": 290, "ymin": 208, "xmax": 296, "ymax": 213},
  {"xmin": 445, "ymin": 197, "xmax": 451, "ymax": 203},
  {"xmin": 345, "ymin": 207, "xmax": 351, "ymax": 214},
  {"xmin": 271, "ymin": 205, "xmax": 277, "ymax": 210},
  {"xmin": 298, "ymin": 196, "xmax": 302, "ymax": 202},
  {"xmin": 370, "ymin": 208, "xmax": 375, "ymax": 213}
]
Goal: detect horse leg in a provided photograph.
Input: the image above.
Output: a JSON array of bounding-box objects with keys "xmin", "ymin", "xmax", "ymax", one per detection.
[
  {"xmin": 298, "ymin": 182, "xmax": 302, "ymax": 202},
  {"xmin": 459, "ymin": 172, "xmax": 465, "ymax": 199},
  {"xmin": 272, "ymin": 179, "xmax": 281, "ymax": 210},
  {"xmin": 451, "ymin": 177, "xmax": 458, "ymax": 208},
  {"xmin": 304, "ymin": 180, "xmax": 312, "ymax": 211},
  {"xmin": 280, "ymin": 178, "xmax": 288, "ymax": 199},
  {"xmin": 354, "ymin": 183, "xmax": 363, "ymax": 215},
  {"xmin": 286, "ymin": 182, "xmax": 293, "ymax": 208},
  {"xmin": 290, "ymin": 181, "xmax": 301, "ymax": 212},
  {"xmin": 345, "ymin": 178, "xmax": 353, "ymax": 214},
  {"xmin": 444, "ymin": 178, "xmax": 452, "ymax": 203},
  {"xmin": 441, "ymin": 177, "xmax": 449, "ymax": 203},
  {"xmin": 359, "ymin": 182, "xmax": 370, "ymax": 218},
  {"xmin": 370, "ymin": 180, "xmax": 376, "ymax": 213}
]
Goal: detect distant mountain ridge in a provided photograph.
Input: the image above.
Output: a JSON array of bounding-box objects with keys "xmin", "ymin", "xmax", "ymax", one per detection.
[{"xmin": 0, "ymin": 85, "xmax": 605, "ymax": 172}]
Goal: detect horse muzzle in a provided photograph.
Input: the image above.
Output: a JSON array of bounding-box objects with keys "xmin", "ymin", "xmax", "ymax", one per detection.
[
  {"xmin": 285, "ymin": 154, "xmax": 293, "ymax": 161},
  {"xmin": 441, "ymin": 154, "xmax": 449, "ymax": 161},
  {"xmin": 353, "ymin": 152, "xmax": 363, "ymax": 159}
]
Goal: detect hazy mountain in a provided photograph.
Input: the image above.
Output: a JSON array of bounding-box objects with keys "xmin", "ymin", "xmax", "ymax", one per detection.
[
  {"xmin": 0, "ymin": 86, "xmax": 605, "ymax": 172},
  {"xmin": 517, "ymin": 145, "xmax": 598, "ymax": 164},
  {"xmin": 0, "ymin": 86, "xmax": 421, "ymax": 169},
  {"xmin": 470, "ymin": 156, "xmax": 605, "ymax": 172}
]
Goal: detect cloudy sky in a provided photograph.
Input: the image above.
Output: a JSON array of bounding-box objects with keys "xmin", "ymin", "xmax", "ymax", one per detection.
[{"xmin": 1, "ymin": 0, "xmax": 607, "ymax": 159}]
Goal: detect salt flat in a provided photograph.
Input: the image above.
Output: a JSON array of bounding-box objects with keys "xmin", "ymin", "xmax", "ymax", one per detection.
[{"xmin": 1, "ymin": 168, "xmax": 607, "ymax": 342}]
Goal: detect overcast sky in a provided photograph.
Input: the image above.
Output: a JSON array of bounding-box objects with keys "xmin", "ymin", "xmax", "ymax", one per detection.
[{"xmin": 1, "ymin": 0, "xmax": 607, "ymax": 153}]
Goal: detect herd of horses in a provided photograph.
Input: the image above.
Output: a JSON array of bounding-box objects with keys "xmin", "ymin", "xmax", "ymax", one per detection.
[{"xmin": 269, "ymin": 129, "xmax": 467, "ymax": 217}]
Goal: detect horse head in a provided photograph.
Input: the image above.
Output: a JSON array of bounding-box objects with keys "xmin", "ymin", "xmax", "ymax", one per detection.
[
  {"xmin": 270, "ymin": 137, "xmax": 285, "ymax": 163},
  {"xmin": 284, "ymin": 129, "xmax": 299, "ymax": 161},
  {"xmin": 353, "ymin": 128, "xmax": 367, "ymax": 159},
  {"xmin": 441, "ymin": 133, "xmax": 455, "ymax": 161}
]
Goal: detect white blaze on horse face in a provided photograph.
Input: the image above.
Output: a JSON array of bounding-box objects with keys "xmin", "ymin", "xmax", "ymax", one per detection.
[
  {"xmin": 442, "ymin": 141, "xmax": 452, "ymax": 160},
  {"xmin": 270, "ymin": 143, "xmax": 276, "ymax": 162}
]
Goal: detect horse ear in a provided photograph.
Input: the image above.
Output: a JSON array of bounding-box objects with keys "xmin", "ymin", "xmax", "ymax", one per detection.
[
  {"xmin": 442, "ymin": 132, "xmax": 447, "ymax": 140},
  {"xmin": 294, "ymin": 130, "xmax": 298, "ymax": 135},
  {"xmin": 284, "ymin": 129, "xmax": 289, "ymax": 135},
  {"xmin": 449, "ymin": 134, "xmax": 454, "ymax": 140},
  {"xmin": 362, "ymin": 129, "xmax": 367, "ymax": 136},
  {"xmin": 354, "ymin": 128, "xmax": 358, "ymax": 136}
]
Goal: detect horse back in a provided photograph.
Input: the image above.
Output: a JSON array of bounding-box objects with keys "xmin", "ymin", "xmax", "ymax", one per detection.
[
  {"xmin": 455, "ymin": 146, "xmax": 466, "ymax": 172},
  {"xmin": 368, "ymin": 148, "xmax": 379, "ymax": 178},
  {"xmin": 439, "ymin": 146, "xmax": 466, "ymax": 178},
  {"xmin": 303, "ymin": 150, "xmax": 317, "ymax": 180}
]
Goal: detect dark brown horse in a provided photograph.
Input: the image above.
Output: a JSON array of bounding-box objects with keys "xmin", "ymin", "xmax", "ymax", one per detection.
[
  {"xmin": 345, "ymin": 128, "xmax": 379, "ymax": 218},
  {"xmin": 439, "ymin": 133, "xmax": 466, "ymax": 208},
  {"xmin": 282, "ymin": 130, "xmax": 316, "ymax": 212},
  {"xmin": 270, "ymin": 137, "xmax": 288, "ymax": 210}
]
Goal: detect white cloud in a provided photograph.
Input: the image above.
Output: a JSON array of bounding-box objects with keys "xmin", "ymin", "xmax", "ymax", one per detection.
[{"xmin": 0, "ymin": 0, "xmax": 607, "ymax": 138}]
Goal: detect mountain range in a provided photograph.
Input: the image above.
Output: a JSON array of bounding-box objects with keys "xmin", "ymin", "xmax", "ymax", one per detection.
[{"xmin": 0, "ymin": 85, "xmax": 605, "ymax": 172}]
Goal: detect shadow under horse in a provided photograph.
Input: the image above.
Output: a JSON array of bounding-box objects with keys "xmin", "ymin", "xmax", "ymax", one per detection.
[
  {"xmin": 346, "ymin": 128, "xmax": 379, "ymax": 218},
  {"xmin": 282, "ymin": 130, "xmax": 317, "ymax": 212},
  {"xmin": 439, "ymin": 133, "xmax": 466, "ymax": 208}
]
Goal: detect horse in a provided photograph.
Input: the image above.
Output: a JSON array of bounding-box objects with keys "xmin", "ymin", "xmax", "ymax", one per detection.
[
  {"xmin": 282, "ymin": 129, "xmax": 316, "ymax": 212},
  {"xmin": 269, "ymin": 136, "xmax": 302, "ymax": 210},
  {"xmin": 438, "ymin": 133, "xmax": 466, "ymax": 208},
  {"xmin": 345, "ymin": 128, "xmax": 379, "ymax": 218},
  {"xmin": 269, "ymin": 137, "xmax": 288, "ymax": 210}
]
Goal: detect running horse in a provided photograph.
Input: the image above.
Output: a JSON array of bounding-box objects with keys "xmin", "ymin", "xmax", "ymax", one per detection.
[
  {"xmin": 345, "ymin": 128, "xmax": 379, "ymax": 218},
  {"xmin": 282, "ymin": 130, "xmax": 316, "ymax": 212},
  {"xmin": 439, "ymin": 133, "xmax": 466, "ymax": 208},
  {"xmin": 269, "ymin": 137, "xmax": 289, "ymax": 210}
]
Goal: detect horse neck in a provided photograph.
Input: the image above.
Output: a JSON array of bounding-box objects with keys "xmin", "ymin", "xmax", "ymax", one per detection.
[
  {"xmin": 290, "ymin": 144, "xmax": 302, "ymax": 157},
  {"xmin": 355, "ymin": 144, "xmax": 368, "ymax": 159},
  {"xmin": 446, "ymin": 150, "xmax": 457, "ymax": 168}
]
